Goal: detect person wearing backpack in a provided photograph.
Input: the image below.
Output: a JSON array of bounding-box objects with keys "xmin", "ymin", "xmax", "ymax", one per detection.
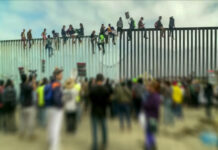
[
  {"xmin": 98, "ymin": 34, "xmax": 105, "ymax": 55},
  {"xmin": 36, "ymin": 78, "xmax": 48, "ymax": 128},
  {"xmin": 155, "ymin": 16, "xmax": 165, "ymax": 38},
  {"xmin": 2, "ymin": 79, "xmax": 17, "ymax": 132},
  {"xmin": 47, "ymin": 68, "xmax": 64, "ymax": 150}
]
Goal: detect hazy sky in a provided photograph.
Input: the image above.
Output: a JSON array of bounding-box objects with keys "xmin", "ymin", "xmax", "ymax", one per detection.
[{"xmin": 0, "ymin": 0, "xmax": 218, "ymax": 40}]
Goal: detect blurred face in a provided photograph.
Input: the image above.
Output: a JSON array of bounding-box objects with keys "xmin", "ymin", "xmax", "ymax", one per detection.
[{"xmin": 56, "ymin": 72, "xmax": 63, "ymax": 81}]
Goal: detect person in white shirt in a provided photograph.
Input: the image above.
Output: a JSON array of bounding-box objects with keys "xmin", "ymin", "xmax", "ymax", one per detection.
[{"xmin": 62, "ymin": 78, "xmax": 79, "ymax": 133}]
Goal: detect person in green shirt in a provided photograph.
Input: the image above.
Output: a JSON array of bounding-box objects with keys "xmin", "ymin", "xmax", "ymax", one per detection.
[
  {"xmin": 37, "ymin": 78, "xmax": 48, "ymax": 127},
  {"xmin": 98, "ymin": 34, "xmax": 105, "ymax": 54}
]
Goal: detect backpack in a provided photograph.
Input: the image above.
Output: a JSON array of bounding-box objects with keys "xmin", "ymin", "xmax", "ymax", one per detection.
[{"xmin": 44, "ymin": 84, "xmax": 53, "ymax": 106}]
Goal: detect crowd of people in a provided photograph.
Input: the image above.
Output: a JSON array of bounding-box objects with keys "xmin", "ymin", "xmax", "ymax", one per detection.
[
  {"xmin": 20, "ymin": 14, "xmax": 175, "ymax": 56},
  {"xmin": 0, "ymin": 67, "xmax": 217, "ymax": 150}
]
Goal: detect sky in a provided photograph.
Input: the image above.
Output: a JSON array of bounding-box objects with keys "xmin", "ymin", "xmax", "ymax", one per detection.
[{"xmin": 0, "ymin": 0, "xmax": 218, "ymax": 40}]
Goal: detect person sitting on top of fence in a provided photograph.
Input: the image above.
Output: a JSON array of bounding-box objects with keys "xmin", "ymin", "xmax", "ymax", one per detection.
[
  {"xmin": 155, "ymin": 16, "xmax": 165, "ymax": 38},
  {"xmin": 138, "ymin": 17, "xmax": 145, "ymax": 29},
  {"xmin": 100, "ymin": 24, "xmax": 106, "ymax": 35},
  {"xmin": 61, "ymin": 25, "xmax": 68, "ymax": 45},
  {"xmin": 91, "ymin": 30, "xmax": 97, "ymax": 54},
  {"xmin": 52, "ymin": 30, "xmax": 60, "ymax": 50},
  {"xmin": 98, "ymin": 33, "xmax": 105, "ymax": 55},
  {"xmin": 27, "ymin": 29, "xmax": 33, "ymax": 49},
  {"xmin": 117, "ymin": 17, "xmax": 123, "ymax": 35},
  {"xmin": 21, "ymin": 29, "xmax": 26, "ymax": 49},
  {"xmin": 41, "ymin": 28, "xmax": 47, "ymax": 45},
  {"xmin": 67, "ymin": 24, "xmax": 76, "ymax": 44},
  {"xmin": 45, "ymin": 35, "xmax": 53, "ymax": 57},
  {"xmin": 76, "ymin": 23, "xmax": 84, "ymax": 43},
  {"xmin": 105, "ymin": 24, "xmax": 116, "ymax": 45}
]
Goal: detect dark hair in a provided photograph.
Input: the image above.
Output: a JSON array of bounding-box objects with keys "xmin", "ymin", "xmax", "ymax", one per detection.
[
  {"xmin": 0, "ymin": 80, "xmax": 4, "ymax": 86},
  {"xmin": 5, "ymin": 79, "xmax": 13, "ymax": 88},
  {"xmin": 21, "ymin": 74, "xmax": 27, "ymax": 83},
  {"xmin": 48, "ymin": 35, "xmax": 51, "ymax": 38},
  {"xmin": 96, "ymin": 73, "xmax": 104, "ymax": 82},
  {"xmin": 138, "ymin": 78, "xmax": 143, "ymax": 84},
  {"xmin": 41, "ymin": 77, "xmax": 48, "ymax": 86}
]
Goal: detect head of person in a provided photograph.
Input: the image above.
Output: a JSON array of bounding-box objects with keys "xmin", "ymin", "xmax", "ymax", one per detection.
[
  {"xmin": 159, "ymin": 16, "xmax": 162, "ymax": 20},
  {"xmin": 0, "ymin": 80, "xmax": 4, "ymax": 86},
  {"xmin": 96, "ymin": 73, "xmax": 104, "ymax": 85},
  {"xmin": 108, "ymin": 24, "xmax": 111, "ymax": 27},
  {"xmin": 119, "ymin": 17, "xmax": 122, "ymax": 21},
  {"xmin": 63, "ymin": 25, "xmax": 66, "ymax": 29},
  {"xmin": 29, "ymin": 29, "xmax": 32, "ymax": 32},
  {"xmin": 130, "ymin": 18, "xmax": 133, "ymax": 21},
  {"xmin": 23, "ymin": 29, "xmax": 25, "ymax": 32},
  {"xmin": 41, "ymin": 77, "xmax": 48, "ymax": 86},
  {"xmin": 44, "ymin": 28, "xmax": 46, "ymax": 32},
  {"xmin": 147, "ymin": 81, "xmax": 160, "ymax": 94},
  {"xmin": 64, "ymin": 78, "xmax": 75, "ymax": 90},
  {"xmin": 5, "ymin": 79, "xmax": 13, "ymax": 88},
  {"xmin": 80, "ymin": 23, "xmax": 83, "ymax": 28},
  {"xmin": 138, "ymin": 78, "xmax": 143, "ymax": 84},
  {"xmin": 141, "ymin": 17, "xmax": 144, "ymax": 21},
  {"xmin": 164, "ymin": 81, "xmax": 171, "ymax": 87},
  {"xmin": 48, "ymin": 35, "xmax": 51, "ymax": 38},
  {"xmin": 69, "ymin": 24, "xmax": 73, "ymax": 29},
  {"xmin": 53, "ymin": 68, "xmax": 63, "ymax": 81},
  {"xmin": 92, "ymin": 30, "xmax": 96, "ymax": 34},
  {"xmin": 52, "ymin": 30, "xmax": 55, "ymax": 34}
]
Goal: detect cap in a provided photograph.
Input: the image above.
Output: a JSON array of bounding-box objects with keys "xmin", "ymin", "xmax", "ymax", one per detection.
[{"xmin": 53, "ymin": 68, "xmax": 63, "ymax": 76}]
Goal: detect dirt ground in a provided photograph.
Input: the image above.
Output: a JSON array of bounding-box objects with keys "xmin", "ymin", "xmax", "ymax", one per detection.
[{"xmin": 0, "ymin": 107, "xmax": 217, "ymax": 150}]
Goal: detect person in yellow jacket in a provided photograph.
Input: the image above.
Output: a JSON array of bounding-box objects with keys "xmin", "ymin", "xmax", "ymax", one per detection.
[
  {"xmin": 172, "ymin": 81, "xmax": 183, "ymax": 118},
  {"xmin": 36, "ymin": 78, "xmax": 48, "ymax": 127},
  {"xmin": 74, "ymin": 81, "xmax": 82, "ymax": 122}
]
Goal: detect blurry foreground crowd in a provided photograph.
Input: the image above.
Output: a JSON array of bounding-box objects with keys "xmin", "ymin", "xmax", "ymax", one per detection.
[{"xmin": 0, "ymin": 68, "xmax": 217, "ymax": 150}]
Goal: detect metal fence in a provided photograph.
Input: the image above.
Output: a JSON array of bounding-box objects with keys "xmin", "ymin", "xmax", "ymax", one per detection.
[
  {"xmin": 0, "ymin": 36, "xmax": 120, "ymax": 89},
  {"xmin": 119, "ymin": 27, "xmax": 218, "ymax": 80}
]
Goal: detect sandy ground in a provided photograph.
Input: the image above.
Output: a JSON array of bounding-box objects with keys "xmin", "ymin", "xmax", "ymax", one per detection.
[{"xmin": 0, "ymin": 107, "xmax": 217, "ymax": 150}]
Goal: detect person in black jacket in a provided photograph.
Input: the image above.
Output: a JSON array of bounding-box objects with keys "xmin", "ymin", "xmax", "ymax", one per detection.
[
  {"xmin": 19, "ymin": 74, "xmax": 36, "ymax": 138},
  {"xmin": 89, "ymin": 74, "xmax": 110, "ymax": 150},
  {"xmin": 204, "ymin": 82, "xmax": 213, "ymax": 118},
  {"xmin": 2, "ymin": 79, "xmax": 16, "ymax": 132}
]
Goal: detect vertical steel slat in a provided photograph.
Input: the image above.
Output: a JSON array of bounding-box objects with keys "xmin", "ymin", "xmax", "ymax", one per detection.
[
  {"xmin": 200, "ymin": 29, "xmax": 202, "ymax": 78},
  {"xmin": 183, "ymin": 30, "xmax": 185, "ymax": 78},
  {"xmin": 119, "ymin": 30, "xmax": 122, "ymax": 79},
  {"xmin": 163, "ymin": 30, "xmax": 166, "ymax": 79},
  {"xmin": 187, "ymin": 30, "xmax": 189, "ymax": 77},
  {"xmin": 148, "ymin": 31, "xmax": 151, "ymax": 78},
  {"xmin": 152, "ymin": 30, "xmax": 155, "ymax": 78},
  {"xmin": 179, "ymin": 29, "xmax": 182, "ymax": 78},
  {"xmin": 175, "ymin": 29, "xmax": 177, "ymax": 79},
  {"xmin": 167, "ymin": 30, "xmax": 170, "ymax": 80},
  {"xmin": 215, "ymin": 29, "xmax": 217, "ymax": 70},
  {"xmin": 195, "ymin": 29, "xmax": 197, "ymax": 78},
  {"xmin": 141, "ymin": 30, "xmax": 144, "ymax": 76},
  {"xmin": 210, "ymin": 29, "xmax": 213, "ymax": 70},
  {"xmin": 156, "ymin": 30, "xmax": 159, "ymax": 78},
  {"xmin": 191, "ymin": 29, "xmax": 193, "ymax": 77},
  {"xmin": 160, "ymin": 30, "xmax": 162, "ymax": 78},
  {"xmin": 206, "ymin": 29, "xmax": 209, "ymax": 75}
]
